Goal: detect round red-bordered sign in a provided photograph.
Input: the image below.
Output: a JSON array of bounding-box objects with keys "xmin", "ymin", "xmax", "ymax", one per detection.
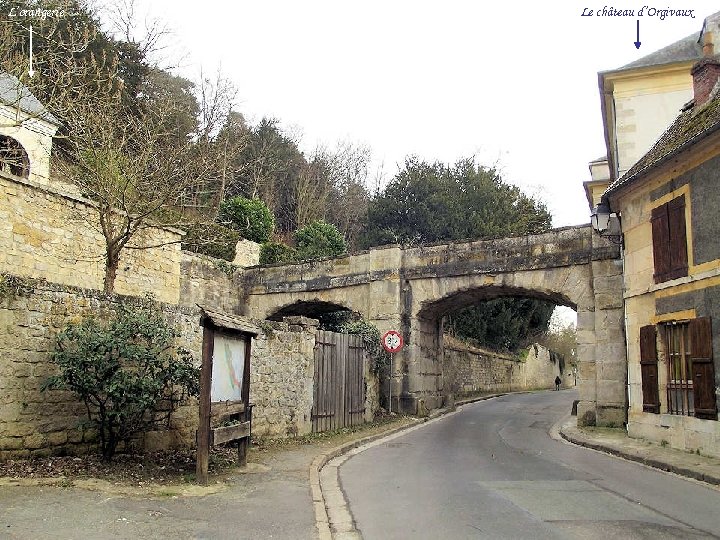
[{"xmin": 381, "ymin": 330, "xmax": 404, "ymax": 353}]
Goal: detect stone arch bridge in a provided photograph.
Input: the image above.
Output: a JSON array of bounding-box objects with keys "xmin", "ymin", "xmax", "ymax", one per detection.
[{"xmin": 242, "ymin": 226, "xmax": 626, "ymax": 427}]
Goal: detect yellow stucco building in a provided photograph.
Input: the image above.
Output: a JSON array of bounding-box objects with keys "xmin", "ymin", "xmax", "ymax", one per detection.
[
  {"xmin": 591, "ymin": 12, "xmax": 720, "ymax": 457},
  {"xmin": 584, "ymin": 14, "xmax": 717, "ymax": 207}
]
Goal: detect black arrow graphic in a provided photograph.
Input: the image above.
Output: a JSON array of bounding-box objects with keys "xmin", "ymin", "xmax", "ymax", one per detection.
[{"xmin": 634, "ymin": 20, "xmax": 641, "ymax": 49}]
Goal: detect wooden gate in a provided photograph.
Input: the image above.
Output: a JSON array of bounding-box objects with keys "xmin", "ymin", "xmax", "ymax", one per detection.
[{"xmin": 312, "ymin": 330, "xmax": 367, "ymax": 433}]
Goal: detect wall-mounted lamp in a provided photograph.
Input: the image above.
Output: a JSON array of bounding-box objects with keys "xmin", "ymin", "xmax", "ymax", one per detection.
[
  {"xmin": 591, "ymin": 201, "xmax": 611, "ymax": 233},
  {"xmin": 591, "ymin": 200, "xmax": 623, "ymax": 245}
]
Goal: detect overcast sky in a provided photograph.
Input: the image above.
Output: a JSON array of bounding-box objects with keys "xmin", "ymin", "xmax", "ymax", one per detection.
[{"xmin": 129, "ymin": 1, "xmax": 707, "ymax": 228}]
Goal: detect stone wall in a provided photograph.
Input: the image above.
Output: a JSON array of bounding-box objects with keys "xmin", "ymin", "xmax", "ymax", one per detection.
[
  {"xmin": 442, "ymin": 336, "xmax": 566, "ymax": 396},
  {"xmin": 179, "ymin": 252, "xmax": 243, "ymax": 313},
  {"xmin": 0, "ymin": 171, "xmax": 265, "ymax": 313},
  {"xmin": 0, "ymin": 172, "xmax": 182, "ymax": 304},
  {"xmin": 443, "ymin": 336, "xmax": 521, "ymax": 395},
  {"xmin": 249, "ymin": 317, "xmax": 317, "ymax": 438},
  {"xmin": 234, "ymin": 239, "xmax": 261, "ymax": 267},
  {"xmin": 0, "ymin": 153, "xmax": 381, "ymax": 458},
  {"xmin": 0, "ymin": 279, "xmax": 203, "ymax": 459},
  {"xmin": 250, "ymin": 317, "xmax": 380, "ymax": 438},
  {"xmin": 0, "ymin": 279, "xmax": 379, "ymax": 458},
  {"xmin": 519, "ymin": 343, "xmax": 570, "ymax": 390}
]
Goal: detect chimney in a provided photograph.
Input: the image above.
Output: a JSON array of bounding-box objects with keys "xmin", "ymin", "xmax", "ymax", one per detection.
[
  {"xmin": 691, "ymin": 58, "xmax": 720, "ymax": 107},
  {"xmin": 693, "ymin": 12, "xmax": 720, "ymax": 107}
]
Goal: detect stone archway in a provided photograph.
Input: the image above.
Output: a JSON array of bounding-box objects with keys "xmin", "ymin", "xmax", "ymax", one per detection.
[
  {"xmin": 404, "ymin": 282, "xmax": 581, "ymax": 416},
  {"xmin": 243, "ymin": 226, "xmax": 627, "ymax": 427},
  {"xmin": 266, "ymin": 300, "xmax": 354, "ymax": 321}
]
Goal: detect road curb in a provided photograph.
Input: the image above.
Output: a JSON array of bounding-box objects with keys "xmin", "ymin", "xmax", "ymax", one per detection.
[
  {"xmin": 309, "ymin": 418, "xmax": 424, "ymax": 539},
  {"xmin": 558, "ymin": 421, "xmax": 720, "ymax": 486},
  {"xmin": 309, "ymin": 393, "xmax": 507, "ymax": 539}
]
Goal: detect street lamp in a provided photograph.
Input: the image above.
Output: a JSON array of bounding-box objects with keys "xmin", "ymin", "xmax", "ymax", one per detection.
[
  {"xmin": 591, "ymin": 200, "xmax": 623, "ymax": 245},
  {"xmin": 591, "ymin": 201, "xmax": 612, "ymax": 233}
]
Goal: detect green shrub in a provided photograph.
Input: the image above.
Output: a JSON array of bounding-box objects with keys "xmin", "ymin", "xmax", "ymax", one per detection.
[
  {"xmin": 182, "ymin": 222, "xmax": 239, "ymax": 261},
  {"xmin": 343, "ymin": 319, "xmax": 390, "ymax": 375},
  {"xmin": 295, "ymin": 220, "xmax": 347, "ymax": 260},
  {"xmin": 43, "ymin": 298, "xmax": 200, "ymax": 461},
  {"xmin": 218, "ymin": 197, "xmax": 274, "ymax": 243},
  {"xmin": 259, "ymin": 242, "xmax": 297, "ymax": 265}
]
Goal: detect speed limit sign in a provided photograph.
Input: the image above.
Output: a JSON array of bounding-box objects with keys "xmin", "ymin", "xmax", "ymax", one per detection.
[{"xmin": 381, "ymin": 330, "xmax": 404, "ymax": 353}]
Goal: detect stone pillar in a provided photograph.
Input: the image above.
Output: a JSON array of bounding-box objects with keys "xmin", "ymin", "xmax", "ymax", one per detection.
[
  {"xmin": 364, "ymin": 247, "xmax": 405, "ymax": 413},
  {"xmin": 591, "ymin": 258, "xmax": 627, "ymax": 427},
  {"xmin": 576, "ymin": 307, "xmax": 598, "ymax": 426},
  {"xmin": 401, "ymin": 316, "xmax": 444, "ymax": 415},
  {"xmin": 389, "ymin": 277, "xmax": 445, "ymax": 416}
]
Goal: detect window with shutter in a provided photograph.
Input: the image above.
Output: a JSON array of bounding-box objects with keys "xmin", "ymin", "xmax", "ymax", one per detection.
[
  {"xmin": 639, "ymin": 325, "xmax": 660, "ymax": 413},
  {"xmin": 689, "ymin": 317, "xmax": 717, "ymax": 420},
  {"xmin": 651, "ymin": 205, "xmax": 671, "ymax": 282},
  {"xmin": 651, "ymin": 195, "xmax": 688, "ymax": 283},
  {"xmin": 665, "ymin": 322, "xmax": 694, "ymax": 416}
]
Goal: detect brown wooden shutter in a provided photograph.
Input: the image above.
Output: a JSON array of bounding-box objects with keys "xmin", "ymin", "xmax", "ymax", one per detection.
[
  {"xmin": 667, "ymin": 195, "xmax": 688, "ymax": 280},
  {"xmin": 639, "ymin": 325, "xmax": 660, "ymax": 413},
  {"xmin": 690, "ymin": 317, "xmax": 717, "ymax": 420},
  {"xmin": 651, "ymin": 204, "xmax": 671, "ymax": 283}
]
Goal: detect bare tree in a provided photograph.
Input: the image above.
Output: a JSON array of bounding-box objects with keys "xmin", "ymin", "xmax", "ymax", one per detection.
[
  {"xmin": 322, "ymin": 142, "xmax": 372, "ymax": 248},
  {"xmin": 293, "ymin": 147, "xmax": 331, "ymax": 229},
  {"xmin": 1, "ymin": 1, "xmax": 243, "ymax": 293}
]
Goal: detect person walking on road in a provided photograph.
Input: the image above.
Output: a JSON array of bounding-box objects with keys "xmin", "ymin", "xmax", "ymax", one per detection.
[{"xmin": 554, "ymin": 375, "xmax": 561, "ymax": 391}]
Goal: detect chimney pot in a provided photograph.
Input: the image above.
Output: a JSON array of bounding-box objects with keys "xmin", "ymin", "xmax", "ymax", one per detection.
[{"xmin": 702, "ymin": 41, "xmax": 715, "ymax": 57}]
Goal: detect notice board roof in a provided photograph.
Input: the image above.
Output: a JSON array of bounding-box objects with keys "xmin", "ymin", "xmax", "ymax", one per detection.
[{"xmin": 198, "ymin": 306, "xmax": 260, "ymax": 336}]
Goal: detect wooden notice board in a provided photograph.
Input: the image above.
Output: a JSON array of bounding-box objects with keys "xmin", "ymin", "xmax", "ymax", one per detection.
[{"xmin": 196, "ymin": 306, "xmax": 259, "ymax": 485}]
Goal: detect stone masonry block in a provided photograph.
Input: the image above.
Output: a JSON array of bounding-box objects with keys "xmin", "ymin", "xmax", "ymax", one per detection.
[
  {"xmin": 577, "ymin": 402, "xmax": 597, "ymax": 427},
  {"xmin": 596, "ymin": 380, "xmax": 626, "ymax": 405}
]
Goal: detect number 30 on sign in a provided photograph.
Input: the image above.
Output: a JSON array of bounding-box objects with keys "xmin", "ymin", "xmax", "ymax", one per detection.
[{"xmin": 381, "ymin": 330, "xmax": 404, "ymax": 353}]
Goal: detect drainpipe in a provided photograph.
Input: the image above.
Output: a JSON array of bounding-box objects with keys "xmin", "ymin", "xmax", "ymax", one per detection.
[{"xmin": 621, "ymin": 226, "xmax": 630, "ymax": 431}]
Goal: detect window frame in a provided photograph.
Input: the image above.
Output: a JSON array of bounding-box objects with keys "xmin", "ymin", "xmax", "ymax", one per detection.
[
  {"xmin": 640, "ymin": 318, "xmax": 717, "ymax": 420},
  {"xmin": 663, "ymin": 321, "xmax": 694, "ymax": 416},
  {"xmin": 651, "ymin": 194, "xmax": 688, "ymax": 283},
  {"xmin": 0, "ymin": 135, "xmax": 30, "ymax": 179}
]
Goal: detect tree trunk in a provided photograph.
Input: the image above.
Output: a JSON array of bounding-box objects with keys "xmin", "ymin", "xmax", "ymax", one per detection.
[{"xmin": 104, "ymin": 250, "xmax": 119, "ymax": 294}]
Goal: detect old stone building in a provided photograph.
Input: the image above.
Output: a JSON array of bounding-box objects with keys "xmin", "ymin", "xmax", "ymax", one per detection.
[
  {"xmin": 591, "ymin": 14, "xmax": 720, "ymax": 457},
  {"xmin": 0, "ymin": 72, "xmax": 59, "ymax": 186},
  {"xmin": 585, "ymin": 11, "xmax": 720, "ymax": 208}
]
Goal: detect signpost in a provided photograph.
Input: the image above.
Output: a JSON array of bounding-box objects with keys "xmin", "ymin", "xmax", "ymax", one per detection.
[
  {"xmin": 381, "ymin": 330, "xmax": 404, "ymax": 413},
  {"xmin": 196, "ymin": 307, "xmax": 259, "ymax": 485}
]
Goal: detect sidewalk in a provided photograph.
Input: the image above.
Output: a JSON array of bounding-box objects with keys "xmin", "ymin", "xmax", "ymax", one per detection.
[
  {"xmin": 3, "ymin": 403, "xmax": 719, "ymax": 540},
  {"xmin": 558, "ymin": 417, "xmax": 720, "ymax": 486},
  {"xmin": 1, "ymin": 441, "xmax": 321, "ymax": 540},
  {"xmin": 0, "ymin": 417, "xmax": 418, "ymax": 540}
]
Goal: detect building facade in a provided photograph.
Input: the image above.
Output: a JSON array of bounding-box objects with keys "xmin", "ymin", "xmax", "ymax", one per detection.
[
  {"xmin": 598, "ymin": 22, "xmax": 720, "ymax": 457},
  {"xmin": 584, "ymin": 13, "xmax": 720, "ymax": 207}
]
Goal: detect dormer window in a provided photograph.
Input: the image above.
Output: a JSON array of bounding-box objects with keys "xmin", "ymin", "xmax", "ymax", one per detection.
[{"xmin": 0, "ymin": 135, "xmax": 29, "ymax": 178}]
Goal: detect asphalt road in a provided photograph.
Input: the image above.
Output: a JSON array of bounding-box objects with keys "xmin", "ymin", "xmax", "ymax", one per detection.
[{"xmin": 339, "ymin": 390, "xmax": 720, "ymax": 540}]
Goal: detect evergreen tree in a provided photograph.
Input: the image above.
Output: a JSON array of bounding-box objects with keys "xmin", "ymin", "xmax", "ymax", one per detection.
[{"xmin": 362, "ymin": 157, "xmax": 555, "ymax": 351}]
